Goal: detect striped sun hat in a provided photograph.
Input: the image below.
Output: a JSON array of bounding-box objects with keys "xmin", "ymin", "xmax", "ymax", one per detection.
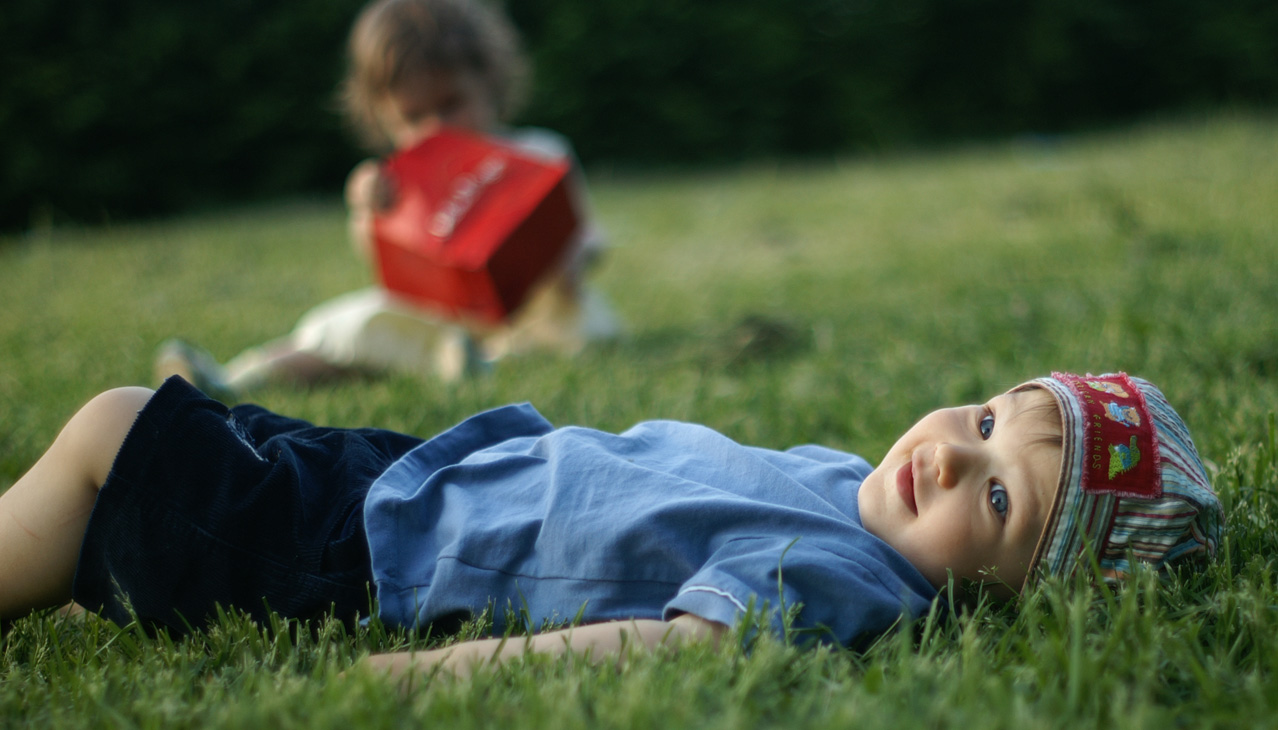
[{"xmin": 1018, "ymin": 372, "xmax": 1223, "ymax": 586}]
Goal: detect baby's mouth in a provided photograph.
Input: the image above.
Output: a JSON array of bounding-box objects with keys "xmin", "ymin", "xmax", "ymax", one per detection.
[{"xmin": 896, "ymin": 460, "xmax": 919, "ymax": 516}]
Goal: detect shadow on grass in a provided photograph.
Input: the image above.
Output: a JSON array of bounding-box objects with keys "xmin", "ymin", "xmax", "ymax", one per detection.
[{"xmin": 610, "ymin": 313, "xmax": 813, "ymax": 372}]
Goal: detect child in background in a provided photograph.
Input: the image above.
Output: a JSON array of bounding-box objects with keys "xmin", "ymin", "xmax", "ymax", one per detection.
[
  {"xmin": 156, "ymin": 0, "xmax": 619, "ymax": 396},
  {"xmin": 0, "ymin": 371, "xmax": 1221, "ymax": 679}
]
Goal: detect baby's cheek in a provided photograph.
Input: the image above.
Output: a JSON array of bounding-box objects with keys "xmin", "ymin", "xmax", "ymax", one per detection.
[{"xmin": 930, "ymin": 524, "xmax": 992, "ymax": 580}]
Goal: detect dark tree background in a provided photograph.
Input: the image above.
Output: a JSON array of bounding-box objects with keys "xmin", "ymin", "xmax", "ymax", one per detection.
[{"xmin": 2, "ymin": 0, "xmax": 1275, "ymax": 231}]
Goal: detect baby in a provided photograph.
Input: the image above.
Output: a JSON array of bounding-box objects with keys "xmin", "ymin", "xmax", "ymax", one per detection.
[
  {"xmin": 156, "ymin": 0, "xmax": 618, "ymax": 395},
  {"xmin": 0, "ymin": 371, "xmax": 1221, "ymax": 679}
]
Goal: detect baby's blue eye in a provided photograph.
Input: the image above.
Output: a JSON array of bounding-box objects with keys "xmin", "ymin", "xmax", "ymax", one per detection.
[
  {"xmin": 979, "ymin": 414, "xmax": 995, "ymax": 440},
  {"xmin": 989, "ymin": 483, "xmax": 1009, "ymax": 517}
]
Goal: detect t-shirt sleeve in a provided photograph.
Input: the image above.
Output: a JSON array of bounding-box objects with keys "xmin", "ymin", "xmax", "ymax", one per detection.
[{"xmin": 663, "ymin": 536, "xmax": 935, "ymax": 647}]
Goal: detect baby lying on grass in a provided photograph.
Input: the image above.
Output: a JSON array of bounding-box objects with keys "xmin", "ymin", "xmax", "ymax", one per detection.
[{"xmin": 0, "ymin": 371, "xmax": 1220, "ymax": 680}]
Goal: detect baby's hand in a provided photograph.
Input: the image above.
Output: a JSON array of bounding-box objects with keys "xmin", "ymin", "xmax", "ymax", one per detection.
[
  {"xmin": 345, "ymin": 159, "xmax": 397, "ymax": 214},
  {"xmin": 345, "ymin": 160, "xmax": 397, "ymax": 259}
]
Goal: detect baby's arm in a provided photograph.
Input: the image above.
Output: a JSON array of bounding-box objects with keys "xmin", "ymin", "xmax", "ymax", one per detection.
[{"xmin": 361, "ymin": 613, "xmax": 726, "ymax": 686}]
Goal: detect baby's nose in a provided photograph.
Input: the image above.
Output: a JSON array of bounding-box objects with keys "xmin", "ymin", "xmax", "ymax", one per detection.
[{"xmin": 935, "ymin": 443, "xmax": 980, "ymax": 490}]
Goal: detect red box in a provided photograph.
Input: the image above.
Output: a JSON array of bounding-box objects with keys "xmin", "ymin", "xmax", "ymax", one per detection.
[{"xmin": 372, "ymin": 128, "xmax": 580, "ymax": 324}]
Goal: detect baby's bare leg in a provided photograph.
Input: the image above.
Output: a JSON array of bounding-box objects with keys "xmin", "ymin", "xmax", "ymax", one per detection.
[
  {"xmin": 0, "ymin": 387, "xmax": 152, "ymax": 618},
  {"xmin": 224, "ymin": 343, "xmax": 348, "ymax": 390}
]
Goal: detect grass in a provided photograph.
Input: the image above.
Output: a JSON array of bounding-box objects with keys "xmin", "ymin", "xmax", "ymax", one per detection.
[{"xmin": 2, "ymin": 110, "xmax": 1277, "ymax": 727}]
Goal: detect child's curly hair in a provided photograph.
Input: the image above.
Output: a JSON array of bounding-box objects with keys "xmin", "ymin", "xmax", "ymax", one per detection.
[{"xmin": 340, "ymin": 0, "xmax": 528, "ymax": 151}]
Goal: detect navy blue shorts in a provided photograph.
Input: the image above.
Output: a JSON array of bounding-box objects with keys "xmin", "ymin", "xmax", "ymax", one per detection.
[{"xmin": 72, "ymin": 377, "xmax": 424, "ymax": 636}]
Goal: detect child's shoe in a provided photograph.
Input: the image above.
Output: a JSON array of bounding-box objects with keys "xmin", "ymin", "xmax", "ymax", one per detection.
[{"xmin": 153, "ymin": 339, "xmax": 240, "ymax": 402}]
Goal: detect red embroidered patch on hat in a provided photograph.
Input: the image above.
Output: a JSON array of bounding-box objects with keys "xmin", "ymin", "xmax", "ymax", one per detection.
[{"xmin": 1053, "ymin": 371, "xmax": 1162, "ymax": 499}]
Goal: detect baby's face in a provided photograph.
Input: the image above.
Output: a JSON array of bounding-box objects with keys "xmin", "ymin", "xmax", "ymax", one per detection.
[
  {"xmin": 378, "ymin": 70, "xmax": 497, "ymax": 149},
  {"xmin": 858, "ymin": 388, "xmax": 1062, "ymax": 597}
]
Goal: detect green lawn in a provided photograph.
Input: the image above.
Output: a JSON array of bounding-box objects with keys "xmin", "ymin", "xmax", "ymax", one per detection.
[{"xmin": 2, "ymin": 111, "xmax": 1276, "ymax": 728}]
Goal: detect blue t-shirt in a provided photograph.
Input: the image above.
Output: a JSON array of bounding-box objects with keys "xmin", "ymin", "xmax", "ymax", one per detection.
[{"xmin": 364, "ymin": 404, "xmax": 937, "ymax": 646}]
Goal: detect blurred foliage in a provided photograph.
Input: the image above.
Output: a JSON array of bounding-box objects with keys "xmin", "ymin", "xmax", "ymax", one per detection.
[
  {"xmin": 0, "ymin": 0, "xmax": 367, "ymax": 230},
  {"xmin": 2, "ymin": 0, "xmax": 1276, "ymax": 231},
  {"xmin": 511, "ymin": 0, "xmax": 1278, "ymax": 161}
]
